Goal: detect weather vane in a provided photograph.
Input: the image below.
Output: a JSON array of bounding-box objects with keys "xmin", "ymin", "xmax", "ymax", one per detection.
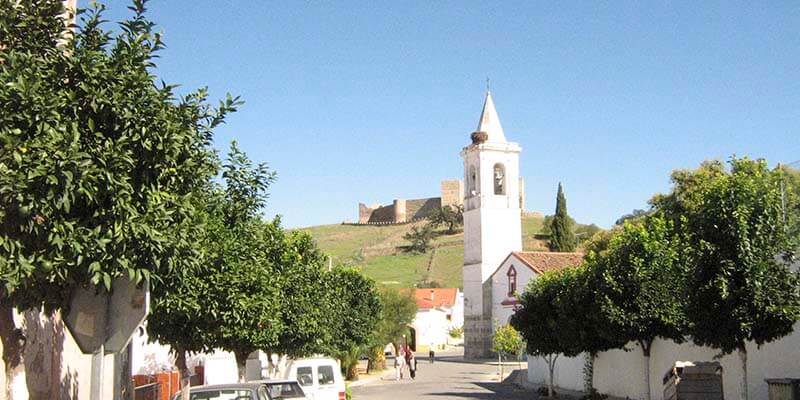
[{"xmin": 486, "ymin": 77, "xmax": 490, "ymax": 92}]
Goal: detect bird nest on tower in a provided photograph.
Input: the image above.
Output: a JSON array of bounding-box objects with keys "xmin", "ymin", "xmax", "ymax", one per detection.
[{"xmin": 470, "ymin": 131, "xmax": 488, "ymax": 144}]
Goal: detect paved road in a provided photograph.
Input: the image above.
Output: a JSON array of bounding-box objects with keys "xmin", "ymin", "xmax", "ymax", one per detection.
[{"xmin": 351, "ymin": 350, "xmax": 534, "ymax": 400}]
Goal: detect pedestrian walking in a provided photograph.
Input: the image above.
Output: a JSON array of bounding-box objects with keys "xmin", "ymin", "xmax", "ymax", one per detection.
[
  {"xmin": 429, "ymin": 349, "xmax": 435, "ymax": 363},
  {"xmin": 409, "ymin": 354, "xmax": 417, "ymax": 380},
  {"xmin": 396, "ymin": 348, "xmax": 406, "ymax": 380}
]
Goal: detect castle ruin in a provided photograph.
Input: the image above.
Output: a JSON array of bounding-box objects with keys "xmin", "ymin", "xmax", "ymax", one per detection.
[{"xmin": 357, "ymin": 179, "xmax": 525, "ymax": 224}]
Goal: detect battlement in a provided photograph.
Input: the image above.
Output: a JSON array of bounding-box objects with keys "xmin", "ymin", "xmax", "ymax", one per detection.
[{"xmin": 357, "ymin": 180, "xmax": 464, "ymax": 224}]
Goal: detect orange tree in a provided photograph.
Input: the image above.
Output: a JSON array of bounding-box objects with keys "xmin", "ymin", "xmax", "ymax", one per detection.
[
  {"xmin": 652, "ymin": 158, "xmax": 800, "ymax": 400},
  {"xmin": 0, "ymin": 1, "xmax": 230, "ymax": 397}
]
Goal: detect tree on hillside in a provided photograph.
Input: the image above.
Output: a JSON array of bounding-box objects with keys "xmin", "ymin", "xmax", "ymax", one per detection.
[
  {"xmin": 366, "ymin": 288, "xmax": 417, "ymax": 372},
  {"xmin": 592, "ymin": 215, "xmax": 688, "ymax": 400},
  {"xmin": 549, "ymin": 183, "xmax": 577, "ymax": 252},
  {"xmin": 0, "ymin": 1, "xmax": 229, "ymax": 397},
  {"xmin": 428, "ymin": 205, "xmax": 464, "ymax": 234},
  {"xmin": 403, "ymin": 224, "xmax": 436, "ymax": 253},
  {"xmin": 614, "ymin": 209, "xmax": 648, "ymax": 225},
  {"xmin": 652, "ymin": 158, "xmax": 800, "ymax": 400},
  {"xmin": 491, "ymin": 324, "xmax": 524, "ymax": 380}
]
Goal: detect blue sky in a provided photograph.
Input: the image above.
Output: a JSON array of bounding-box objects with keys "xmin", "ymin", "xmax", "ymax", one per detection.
[{"xmin": 101, "ymin": 1, "xmax": 800, "ymax": 228}]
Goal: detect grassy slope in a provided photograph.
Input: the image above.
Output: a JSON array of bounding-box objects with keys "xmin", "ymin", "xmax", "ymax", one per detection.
[{"xmin": 299, "ymin": 214, "xmax": 551, "ymax": 289}]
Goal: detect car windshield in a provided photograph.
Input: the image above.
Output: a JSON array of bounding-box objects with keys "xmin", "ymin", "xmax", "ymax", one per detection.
[
  {"xmin": 184, "ymin": 389, "xmax": 253, "ymax": 400},
  {"xmin": 264, "ymin": 382, "xmax": 306, "ymax": 399}
]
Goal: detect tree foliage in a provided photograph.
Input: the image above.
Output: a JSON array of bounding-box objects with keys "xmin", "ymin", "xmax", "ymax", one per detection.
[
  {"xmin": 147, "ymin": 143, "xmax": 283, "ymax": 380},
  {"xmin": 593, "ymin": 215, "xmax": 688, "ymax": 353},
  {"xmin": 491, "ymin": 323, "xmax": 524, "ymax": 358},
  {"xmin": 427, "ymin": 205, "xmax": 464, "ymax": 235},
  {"xmin": 403, "ymin": 224, "xmax": 435, "ymax": 253},
  {"xmin": 0, "ymin": 0, "xmax": 226, "ymax": 311},
  {"xmin": 326, "ymin": 268, "xmax": 382, "ymax": 379},
  {"xmin": 652, "ymin": 158, "xmax": 800, "ymax": 355},
  {"xmin": 590, "ymin": 215, "xmax": 688, "ymax": 400},
  {"xmin": 549, "ymin": 183, "xmax": 577, "ymax": 252}
]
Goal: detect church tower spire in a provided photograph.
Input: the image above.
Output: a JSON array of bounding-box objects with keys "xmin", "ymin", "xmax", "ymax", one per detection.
[
  {"xmin": 461, "ymin": 91, "xmax": 522, "ymax": 358},
  {"xmin": 475, "ymin": 91, "xmax": 507, "ymax": 143}
]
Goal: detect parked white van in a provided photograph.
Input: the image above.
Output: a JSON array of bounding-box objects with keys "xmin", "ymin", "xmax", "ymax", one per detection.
[
  {"xmin": 248, "ymin": 356, "xmax": 345, "ymax": 400},
  {"xmin": 284, "ymin": 358, "xmax": 345, "ymax": 400}
]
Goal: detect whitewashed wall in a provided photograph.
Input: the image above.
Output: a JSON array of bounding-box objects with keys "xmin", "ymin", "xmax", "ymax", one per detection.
[
  {"xmin": 528, "ymin": 322, "xmax": 800, "ymax": 400},
  {"xmin": 0, "ymin": 309, "xmax": 114, "ymax": 400},
  {"xmin": 413, "ymin": 309, "xmax": 450, "ymax": 350},
  {"xmin": 490, "ymin": 255, "xmax": 537, "ymax": 329},
  {"xmin": 527, "ymin": 354, "xmax": 585, "ymax": 392}
]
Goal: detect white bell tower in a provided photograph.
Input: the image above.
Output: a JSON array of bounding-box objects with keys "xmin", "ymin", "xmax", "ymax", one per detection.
[{"xmin": 461, "ymin": 91, "xmax": 522, "ymax": 358}]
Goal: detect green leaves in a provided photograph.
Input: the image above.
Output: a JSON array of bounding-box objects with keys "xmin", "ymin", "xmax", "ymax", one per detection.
[
  {"xmin": 0, "ymin": 1, "xmax": 220, "ymax": 312},
  {"xmin": 491, "ymin": 324, "xmax": 523, "ymax": 357},
  {"xmin": 657, "ymin": 157, "xmax": 800, "ymax": 354}
]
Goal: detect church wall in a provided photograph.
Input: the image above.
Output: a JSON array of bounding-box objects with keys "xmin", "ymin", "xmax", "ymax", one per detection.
[
  {"xmin": 478, "ymin": 208, "xmax": 522, "ymax": 283},
  {"xmin": 527, "ymin": 322, "xmax": 800, "ymax": 400},
  {"xmin": 490, "ymin": 255, "xmax": 536, "ymax": 329}
]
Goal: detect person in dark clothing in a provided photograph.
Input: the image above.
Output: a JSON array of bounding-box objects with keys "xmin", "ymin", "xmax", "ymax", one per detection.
[{"xmin": 429, "ymin": 349, "xmax": 435, "ymax": 363}]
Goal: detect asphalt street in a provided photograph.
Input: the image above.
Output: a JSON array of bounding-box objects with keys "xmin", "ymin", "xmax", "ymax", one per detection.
[{"xmin": 351, "ymin": 350, "xmax": 535, "ymax": 400}]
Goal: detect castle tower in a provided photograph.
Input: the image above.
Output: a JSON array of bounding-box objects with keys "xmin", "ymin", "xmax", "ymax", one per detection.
[{"xmin": 461, "ymin": 91, "xmax": 522, "ymax": 358}]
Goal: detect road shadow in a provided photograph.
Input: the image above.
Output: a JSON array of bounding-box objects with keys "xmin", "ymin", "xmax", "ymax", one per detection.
[{"xmin": 423, "ymin": 381, "xmax": 536, "ymax": 400}]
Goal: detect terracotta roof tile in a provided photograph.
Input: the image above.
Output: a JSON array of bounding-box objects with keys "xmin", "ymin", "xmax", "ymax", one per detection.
[
  {"xmin": 511, "ymin": 251, "xmax": 584, "ymax": 274},
  {"xmin": 404, "ymin": 288, "xmax": 459, "ymax": 309}
]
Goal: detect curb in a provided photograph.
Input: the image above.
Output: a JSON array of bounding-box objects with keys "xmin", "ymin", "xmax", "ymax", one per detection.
[{"xmin": 347, "ymin": 368, "xmax": 396, "ymax": 388}]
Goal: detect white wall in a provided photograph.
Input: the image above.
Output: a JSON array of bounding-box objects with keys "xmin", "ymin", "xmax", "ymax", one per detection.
[
  {"xmin": 413, "ymin": 309, "xmax": 450, "ymax": 350},
  {"xmin": 449, "ymin": 291, "xmax": 465, "ymax": 330},
  {"xmin": 528, "ymin": 322, "xmax": 800, "ymax": 400},
  {"xmin": 491, "ymin": 255, "xmax": 537, "ymax": 330},
  {"xmin": 527, "ymin": 354, "xmax": 585, "ymax": 392},
  {"xmin": 0, "ymin": 309, "xmax": 114, "ymax": 400}
]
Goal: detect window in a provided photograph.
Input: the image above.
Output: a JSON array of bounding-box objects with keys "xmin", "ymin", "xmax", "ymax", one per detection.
[
  {"xmin": 318, "ymin": 365, "xmax": 335, "ymax": 385},
  {"xmin": 188, "ymin": 389, "xmax": 253, "ymax": 400},
  {"xmin": 264, "ymin": 382, "xmax": 306, "ymax": 399},
  {"xmin": 507, "ymin": 265, "xmax": 517, "ymax": 296},
  {"xmin": 296, "ymin": 367, "xmax": 313, "ymax": 386},
  {"xmin": 468, "ymin": 165, "xmax": 477, "ymax": 195},
  {"xmin": 493, "ymin": 163, "xmax": 506, "ymax": 195}
]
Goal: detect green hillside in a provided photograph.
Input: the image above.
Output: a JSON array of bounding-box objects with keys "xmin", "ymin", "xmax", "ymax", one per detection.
[{"xmin": 299, "ymin": 214, "xmax": 558, "ymax": 289}]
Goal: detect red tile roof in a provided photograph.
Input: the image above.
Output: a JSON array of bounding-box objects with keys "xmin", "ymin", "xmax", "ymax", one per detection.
[
  {"xmin": 505, "ymin": 251, "xmax": 584, "ymax": 275},
  {"xmin": 409, "ymin": 288, "xmax": 459, "ymax": 309}
]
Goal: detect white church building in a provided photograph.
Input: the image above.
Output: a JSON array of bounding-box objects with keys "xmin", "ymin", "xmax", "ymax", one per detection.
[
  {"xmin": 460, "ymin": 91, "xmax": 584, "ymax": 358},
  {"xmin": 460, "ymin": 92, "xmax": 800, "ymax": 400}
]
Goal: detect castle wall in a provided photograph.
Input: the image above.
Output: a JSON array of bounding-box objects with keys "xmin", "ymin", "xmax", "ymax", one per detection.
[
  {"xmin": 440, "ymin": 180, "xmax": 464, "ymax": 208},
  {"xmin": 406, "ymin": 197, "xmax": 441, "ymax": 220},
  {"xmin": 367, "ymin": 204, "xmax": 396, "ymax": 223},
  {"xmin": 393, "ymin": 199, "xmax": 407, "ymax": 223}
]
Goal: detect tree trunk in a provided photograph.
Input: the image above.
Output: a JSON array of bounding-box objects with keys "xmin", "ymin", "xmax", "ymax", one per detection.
[
  {"xmin": 739, "ymin": 347, "xmax": 748, "ymax": 400},
  {"xmin": 498, "ymin": 353, "xmax": 503, "ymax": 381},
  {"xmin": 234, "ymin": 351, "xmax": 249, "ymax": 383},
  {"xmin": 640, "ymin": 340, "xmax": 652, "ymax": 400},
  {"xmin": 0, "ymin": 303, "xmax": 24, "ymax": 400},
  {"xmin": 546, "ymin": 354, "xmax": 558, "ymax": 398},
  {"xmin": 175, "ymin": 348, "xmax": 190, "ymax": 387},
  {"xmin": 583, "ymin": 352, "xmax": 595, "ymax": 393}
]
